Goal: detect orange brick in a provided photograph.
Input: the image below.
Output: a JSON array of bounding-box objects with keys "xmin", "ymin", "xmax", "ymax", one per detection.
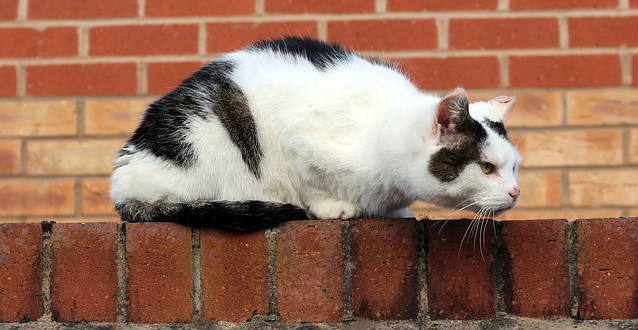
[
  {"xmin": 450, "ymin": 18, "xmax": 559, "ymax": 49},
  {"xmin": 510, "ymin": 55, "xmax": 622, "ymax": 88},
  {"xmin": 0, "ymin": 66, "xmax": 16, "ymax": 96},
  {"xmin": 634, "ymin": 55, "xmax": 638, "ymax": 86},
  {"xmin": 388, "ymin": 0, "xmax": 496, "ymax": 10},
  {"xmin": 84, "ymin": 98, "xmax": 152, "ymax": 135},
  {"xmin": 569, "ymin": 17, "xmax": 638, "ymax": 47},
  {"xmin": 0, "ymin": 27, "xmax": 77, "ymax": 58},
  {"xmin": 207, "ymin": 22, "xmax": 317, "ymax": 53},
  {"xmin": 266, "ymin": 0, "xmax": 374, "ymax": 13},
  {"xmin": 0, "ymin": 179, "xmax": 75, "ymax": 216},
  {"xmin": 90, "ymin": 25, "xmax": 198, "ymax": 56},
  {"xmin": 567, "ymin": 90, "xmax": 637, "ymax": 126},
  {"xmin": 0, "ymin": 100, "xmax": 77, "ymax": 137},
  {"xmin": 399, "ymin": 57, "xmax": 500, "ymax": 89},
  {"xmin": 470, "ymin": 92, "xmax": 563, "ymax": 127},
  {"xmin": 504, "ymin": 209, "xmax": 624, "ymax": 221},
  {"xmin": 29, "ymin": 0, "xmax": 136, "ymax": 18},
  {"xmin": 26, "ymin": 139, "xmax": 123, "ymax": 175},
  {"xmin": 510, "ymin": 130, "xmax": 623, "ymax": 167},
  {"xmin": 0, "ymin": 0, "xmax": 18, "ymax": 20},
  {"xmin": 147, "ymin": 62, "xmax": 203, "ymax": 95},
  {"xmin": 81, "ymin": 179, "xmax": 116, "ymax": 215},
  {"xmin": 629, "ymin": 129, "xmax": 638, "ymax": 164},
  {"xmin": 569, "ymin": 169, "xmax": 638, "ymax": 207},
  {"xmin": 0, "ymin": 140, "xmax": 20, "ymax": 174},
  {"xmin": 327, "ymin": 19, "xmax": 437, "ymax": 51},
  {"xmin": 27, "ymin": 63, "xmax": 137, "ymax": 96},
  {"xmin": 146, "ymin": 0, "xmax": 254, "ymax": 16},
  {"xmin": 511, "ymin": 0, "xmax": 616, "ymax": 9},
  {"xmin": 517, "ymin": 171, "xmax": 562, "ymax": 208}
]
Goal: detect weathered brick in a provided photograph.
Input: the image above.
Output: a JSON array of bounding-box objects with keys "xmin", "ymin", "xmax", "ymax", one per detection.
[
  {"xmin": 510, "ymin": 55, "xmax": 622, "ymax": 88},
  {"xmin": 517, "ymin": 171, "xmax": 562, "ymax": 208},
  {"xmin": 26, "ymin": 139, "xmax": 123, "ymax": 175},
  {"xmin": 0, "ymin": 0, "xmax": 18, "ymax": 20},
  {"xmin": 29, "ymin": 0, "xmax": 136, "ymax": 18},
  {"xmin": 578, "ymin": 218, "xmax": 638, "ymax": 319},
  {"xmin": 569, "ymin": 17, "xmax": 638, "ymax": 47},
  {"xmin": 27, "ymin": 64, "xmax": 137, "ymax": 96},
  {"xmin": 0, "ymin": 223, "xmax": 42, "ymax": 322},
  {"xmin": 0, "ymin": 139, "xmax": 20, "ymax": 174},
  {"xmin": 350, "ymin": 219, "xmax": 418, "ymax": 320},
  {"xmin": 629, "ymin": 129, "xmax": 638, "ymax": 164},
  {"xmin": 505, "ymin": 209, "xmax": 624, "ymax": 221},
  {"xmin": 266, "ymin": 0, "xmax": 374, "ymax": 13},
  {"xmin": 0, "ymin": 66, "xmax": 16, "ymax": 96},
  {"xmin": 470, "ymin": 92, "xmax": 563, "ymax": 127},
  {"xmin": 427, "ymin": 220, "xmax": 495, "ymax": 319},
  {"xmin": 90, "ymin": 25, "xmax": 198, "ymax": 56},
  {"xmin": 502, "ymin": 220, "xmax": 570, "ymax": 318},
  {"xmin": 327, "ymin": 19, "xmax": 437, "ymax": 51},
  {"xmin": 387, "ymin": 0, "xmax": 496, "ymax": 10},
  {"xmin": 146, "ymin": 0, "xmax": 254, "ymax": 16},
  {"xmin": 414, "ymin": 208, "xmax": 477, "ymax": 220},
  {"xmin": 568, "ymin": 169, "xmax": 638, "ymax": 207},
  {"xmin": 0, "ymin": 179, "xmax": 74, "ymax": 216},
  {"xmin": 450, "ymin": 18, "xmax": 559, "ymax": 49},
  {"xmin": 126, "ymin": 223, "xmax": 192, "ymax": 323},
  {"xmin": 509, "ymin": 130, "xmax": 623, "ymax": 167},
  {"xmin": 81, "ymin": 179, "xmax": 116, "ymax": 215},
  {"xmin": 276, "ymin": 221, "xmax": 343, "ymax": 323},
  {"xmin": 399, "ymin": 57, "xmax": 500, "ymax": 89},
  {"xmin": 147, "ymin": 62, "xmax": 202, "ymax": 94},
  {"xmin": 0, "ymin": 100, "xmax": 77, "ymax": 137},
  {"xmin": 200, "ymin": 229, "xmax": 268, "ymax": 322},
  {"xmin": 0, "ymin": 27, "xmax": 77, "ymax": 58},
  {"xmin": 566, "ymin": 90, "xmax": 637, "ymax": 126},
  {"xmin": 207, "ymin": 22, "xmax": 317, "ymax": 53},
  {"xmin": 51, "ymin": 223, "xmax": 118, "ymax": 322},
  {"xmin": 510, "ymin": 0, "xmax": 616, "ymax": 9},
  {"xmin": 85, "ymin": 98, "xmax": 151, "ymax": 135}
]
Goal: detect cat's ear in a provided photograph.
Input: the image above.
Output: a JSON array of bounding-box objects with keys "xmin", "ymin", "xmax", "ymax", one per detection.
[
  {"xmin": 487, "ymin": 95, "xmax": 516, "ymax": 122},
  {"xmin": 437, "ymin": 87, "xmax": 470, "ymax": 130}
]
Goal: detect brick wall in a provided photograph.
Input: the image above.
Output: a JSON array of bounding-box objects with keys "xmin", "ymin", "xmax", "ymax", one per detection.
[
  {"xmin": 0, "ymin": 0, "xmax": 636, "ymax": 223},
  {"xmin": 0, "ymin": 218, "xmax": 637, "ymax": 329}
]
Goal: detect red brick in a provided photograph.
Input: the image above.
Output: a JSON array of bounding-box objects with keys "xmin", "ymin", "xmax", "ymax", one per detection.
[
  {"xmin": 207, "ymin": 22, "xmax": 317, "ymax": 53},
  {"xmin": 0, "ymin": 223, "xmax": 42, "ymax": 322},
  {"xmin": 90, "ymin": 25, "xmax": 198, "ymax": 56},
  {"xmin": 427, "ymin": 220, "xmax": 495, "ymax": 320},
  {"xmin": 632, "ymin": 0, "xmax": 638, "ymax": 7},
  {"xmin": 29, "ymin": 0, "xmax": 136, "ymax": 18},
  {"xmin": 634, "ymin": 55, "xmax": 638, "ymax": 86},
  {"xmin": 147, "ymin": 61, "xmax": 203, "ymax": 94},
  {"xmin": 450, "ymin": 18, "xmax": 559, "ymax": 49},
  {"xmin": 328, "ymin": 19, "xmax": 437, "ymax": 51},
  {"xmin": 200, "ymin": 229, "xmax": 268, "ymax": 322},
  {"xmin": 146, "ymin": 0, "xmax": 254, "ymax": 16},
  {"xmin": 578, "ymin": 217, "xmax": 638, "ymax": 319},
  {"xmin": 511, "ymin": 0, "xmax": 616, "ymax": 9},
  {"xmin": 510, "ymin": 55, "xmax": 621, "ymax": 88},
  {"xmin": 350, "ymin": 219, "xmax": 418, "ymax": 320},
  {"xmin": 27, "ymin": 63, "xmax": 137, "ymax": 96},
  {"xmin": 126, "ymin": 223, "xmax": 192, "ymax": 323},
  {"xmin": 399, "ymin": 57, "xmax": 500, "ymax": 89},
  {"xmin": 51, "ymin": 223, "xmax": 118, "ymax": 322},
  {"xmin": 0, "ymin": 27, "xmax": 77, "ymax": 58},
  {"xmin": 266, "ymin": 0, "xmax": 374, "ymax": 13},
  {"xmin": 569, "ymin": 17, "xmax": 638, "ymax": 47},
  {"xmin": 0, "ymin": 0, "xmax": 17, "ymax": 20},
  {"xmin": 502, "ymin": 220, "xmax": 570, "ymax": 318},
  {"xmin": 0, "ymin": 66, "xmax": 15, "ymax": 97},
  {"xmin": 388, "ymin": 0, "xmax": 496, "ymax": 10},
  {"xmin": 276, "ymin": 221, "xmax": 343, "ymax": 323}
]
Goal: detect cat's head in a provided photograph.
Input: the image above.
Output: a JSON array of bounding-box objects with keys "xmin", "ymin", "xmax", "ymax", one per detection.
[{"xmin": 427, "ymin": 88, "xmax": 522, "ymax": 215}]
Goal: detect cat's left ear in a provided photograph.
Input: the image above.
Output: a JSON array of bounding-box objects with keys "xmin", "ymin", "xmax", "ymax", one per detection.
[{"xmin": 487, "ymin": 95, "xmax": 516, "ymax": 122}]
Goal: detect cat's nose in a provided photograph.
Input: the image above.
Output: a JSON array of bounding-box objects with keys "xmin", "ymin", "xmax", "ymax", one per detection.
[{"xmin": 509, "ymin": 186, "xmax": 520, "ymax": 200}]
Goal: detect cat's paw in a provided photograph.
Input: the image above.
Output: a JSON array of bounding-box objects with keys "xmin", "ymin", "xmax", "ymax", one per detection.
[{"xmin": 309, "ymin": 200, "xmax": 360, "ymax": 219}]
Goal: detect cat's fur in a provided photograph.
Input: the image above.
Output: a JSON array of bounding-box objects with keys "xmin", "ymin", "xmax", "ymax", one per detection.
[{"xmin": 110, "ymin": 37, "xmax": 522, "ymax": 231}]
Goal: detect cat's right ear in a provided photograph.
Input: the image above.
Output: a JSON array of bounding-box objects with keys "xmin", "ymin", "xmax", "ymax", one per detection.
[{"xmin": 437, "ymin": 87, "xmax": 470, "ymax": 130}]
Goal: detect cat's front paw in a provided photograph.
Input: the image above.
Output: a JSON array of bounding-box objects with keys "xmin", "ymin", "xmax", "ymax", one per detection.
[{"xmin": 309, "ymin": 200, "xmax": 360, "ymax": 219}]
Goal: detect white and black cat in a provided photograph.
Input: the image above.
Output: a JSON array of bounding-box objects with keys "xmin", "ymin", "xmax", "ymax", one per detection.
[{"xmin": 110, "ymin": 37, "xmax": 522, "ymax": 231}]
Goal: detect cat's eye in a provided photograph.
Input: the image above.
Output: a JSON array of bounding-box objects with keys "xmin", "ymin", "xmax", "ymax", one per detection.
[{"xmin": 479, "ymin": 162, "xmax": 496, "ymax": 175}]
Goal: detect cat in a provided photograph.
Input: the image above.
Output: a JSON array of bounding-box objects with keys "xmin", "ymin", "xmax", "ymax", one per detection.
[{"xmin": 110, "ymin": 37, "xmax": 522, "ymax": 231}]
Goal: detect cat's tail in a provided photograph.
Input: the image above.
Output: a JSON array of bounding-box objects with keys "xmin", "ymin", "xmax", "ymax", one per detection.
[{"xmin": 115, "ymin": 200, "xmax": 310, "ymax": 232}]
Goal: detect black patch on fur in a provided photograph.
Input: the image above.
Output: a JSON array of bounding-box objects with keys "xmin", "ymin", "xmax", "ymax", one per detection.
[
  {"xmin": 484, "ymin": 119, "xmax": 508, "ymax": 138},
  {"xmin": 127, "ymin": 60, "xmax": 263, "ymax": 177},
  {"xmin": 252, "ymin": 36, "xmax": 351, "ymax": 70},
  {"xmin": 116, "ymin": 200, "xmax": 309, "ymax": 232}
]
